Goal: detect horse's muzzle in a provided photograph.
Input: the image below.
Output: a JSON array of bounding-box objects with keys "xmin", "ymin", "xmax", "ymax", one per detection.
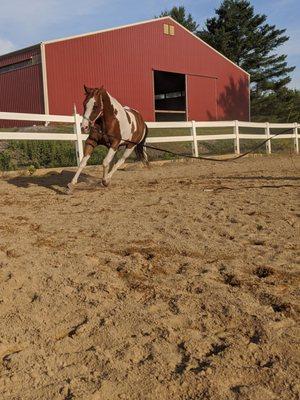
[{"xmin": 82, "ymin": 126, "xmax": 90, "ymax": 134}]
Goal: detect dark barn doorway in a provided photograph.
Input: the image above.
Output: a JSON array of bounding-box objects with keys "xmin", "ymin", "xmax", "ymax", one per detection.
[{"xmin": 153, "ymin": 70, "xmax": 186, "ymax": 121}]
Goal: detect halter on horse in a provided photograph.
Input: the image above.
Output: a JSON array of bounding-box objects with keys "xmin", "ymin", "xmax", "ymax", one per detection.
[{"xmin": 67, "ymin": 85, "xmax": 148, "ymax": 193}]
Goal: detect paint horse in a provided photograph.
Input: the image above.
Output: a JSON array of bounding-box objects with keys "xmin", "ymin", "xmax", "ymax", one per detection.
[{"xmin": 67, "ymin": 85, "xmax": 148, "ymax": 193}]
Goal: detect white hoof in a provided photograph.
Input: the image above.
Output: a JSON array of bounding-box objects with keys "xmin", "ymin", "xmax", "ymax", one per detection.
[
  {"xmin": 102, "ymin": 179, "xmax": 110, "ymax": 187},
  {"xmin": 66, "ymin": 182, "xmax": 75, "ymax": 194}
]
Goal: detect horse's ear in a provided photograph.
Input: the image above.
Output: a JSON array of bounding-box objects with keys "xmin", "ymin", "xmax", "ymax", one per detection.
[
  {"xmin": 84, "ymin": 85, "xmax": 92, "ymax": 95},
  {"xmin": 95, "ymin": 86, "xmax": 105, "ymax": 95}
]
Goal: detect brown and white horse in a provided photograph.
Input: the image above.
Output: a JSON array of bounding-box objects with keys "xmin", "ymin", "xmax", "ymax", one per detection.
[{"xmin": 67, "ymin": 85, "xmax": 148, "ymax": 193}]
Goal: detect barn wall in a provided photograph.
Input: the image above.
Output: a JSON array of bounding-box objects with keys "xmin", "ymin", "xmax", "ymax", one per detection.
[
  {"xmin": 0, "ymin": 46, "xmax": 44, "ymax": 127},
  {"xmin": 44, "ymin": 18, "xmax": 249, "ymax": 121}
]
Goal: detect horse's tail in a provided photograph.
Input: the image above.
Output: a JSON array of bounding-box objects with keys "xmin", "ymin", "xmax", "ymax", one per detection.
[{"xmin": 135, "ymin": 124, "xmax": 149, "ymax": 166}]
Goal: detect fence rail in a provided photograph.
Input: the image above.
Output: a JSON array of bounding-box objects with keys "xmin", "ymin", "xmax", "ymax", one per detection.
[{"xmin": 0, "ymin": 111, "xmax": 299, "ymax": 166}]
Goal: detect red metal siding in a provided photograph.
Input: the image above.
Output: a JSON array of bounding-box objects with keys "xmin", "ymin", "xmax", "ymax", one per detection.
[
  {"xmin": 0, "ymin": 46, "xmax": 44, "ymax": 127},
  {"xmin": 45, "ymin": 18, "xmax": 249, "ymax": 121},
  {"xmin": 187, "ymin": 75, "xmax": 217, "ymax": 120}
]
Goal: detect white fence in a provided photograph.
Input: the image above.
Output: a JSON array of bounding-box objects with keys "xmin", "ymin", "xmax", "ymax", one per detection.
[{"xmin": 0, "ymin": 111, "xmax": 298, "ymax": 166}]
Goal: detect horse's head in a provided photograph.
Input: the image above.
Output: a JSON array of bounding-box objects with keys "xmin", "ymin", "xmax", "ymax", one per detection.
[{"xmin": 82, "ymin": 85, "xmax": 105, "ymax": 133}]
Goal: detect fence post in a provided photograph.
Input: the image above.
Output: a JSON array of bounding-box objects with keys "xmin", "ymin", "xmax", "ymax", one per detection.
[
  {"xmin": 293, "ymin": 122, "xmax": 299, "ymax": 154},
  {"xmin": 73, "ymin": 106, "xmax": 84, "ymax": 166},
  {"xmin": 234, "ymin": 120, "xmax": 240, "ymax": 154},
  {"xmin": 191, "ymin": 120, "xmax": 198, "ymax": 157},
  {"xmin": 265, "ymin": 122, "xmax": 271, "ymax": 154}
]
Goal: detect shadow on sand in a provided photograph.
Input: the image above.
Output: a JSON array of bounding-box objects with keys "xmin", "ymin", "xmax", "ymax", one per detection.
[{"xmin": 5, "ymin": 170, "xmax": 99, "ymax": 195}]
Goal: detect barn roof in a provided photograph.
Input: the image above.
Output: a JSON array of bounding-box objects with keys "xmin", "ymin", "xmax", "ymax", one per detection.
[{"xmin": 0, "ymin": 44, "xmax": 40, "ymax": 62}]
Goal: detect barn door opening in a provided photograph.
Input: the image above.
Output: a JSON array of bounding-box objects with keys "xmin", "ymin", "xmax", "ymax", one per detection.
[{"xmin": 153, "ymin": 70, "xmax": 186, "ymax": 121}]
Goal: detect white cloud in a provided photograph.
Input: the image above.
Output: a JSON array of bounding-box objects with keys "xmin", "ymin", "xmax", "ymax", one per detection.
[{"xmin": 0, "ymin": 38, "xmax": 15, "ymax": 55}]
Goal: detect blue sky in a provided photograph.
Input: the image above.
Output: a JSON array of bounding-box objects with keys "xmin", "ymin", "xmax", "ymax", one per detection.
[{"xmin": 0, "ymin": 0, "xmax": 299, "ymax": 88}]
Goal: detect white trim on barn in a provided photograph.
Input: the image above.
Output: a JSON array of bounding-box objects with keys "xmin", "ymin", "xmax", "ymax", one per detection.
[
  {"xmin": 248, "ymin": 74, "xmax": 251, "ymax": 121},
  {"xmin": 40, "ymin": 42, "xmax": 49, "ymax": 115}
]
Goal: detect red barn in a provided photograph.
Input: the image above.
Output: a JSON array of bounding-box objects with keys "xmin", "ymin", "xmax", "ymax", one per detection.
[{"xmin": 0, "ymin": 17, "xmax": 250, "ymax": 126}]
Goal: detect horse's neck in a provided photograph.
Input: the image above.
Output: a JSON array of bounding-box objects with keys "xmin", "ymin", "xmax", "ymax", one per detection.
[{"xmin": 103, "ymin": 91, "xmax": 123, "ymax": 118}]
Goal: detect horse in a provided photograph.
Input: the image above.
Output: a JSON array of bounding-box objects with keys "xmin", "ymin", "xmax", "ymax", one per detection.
[{"xmin": 67, "ymin": 85, "xmax": 149, "ymax": 193}]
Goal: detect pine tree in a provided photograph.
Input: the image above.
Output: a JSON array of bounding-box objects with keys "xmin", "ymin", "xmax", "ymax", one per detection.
[
  {"xmin": 157, "ymin": 6, "xmax": 198, "ymax": 34},
  {"xmin": 197, "ymin": 0, "xmax": 295, "ymax": 117}
]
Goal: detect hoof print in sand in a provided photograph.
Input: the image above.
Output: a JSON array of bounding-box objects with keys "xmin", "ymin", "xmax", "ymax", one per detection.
[
  {"xmin": 254, "ymin": 266, "xmax": 274, "ymax": 278},
  {"xmin": 174, "ymin": 342, "xmax": 190, "ymax": 376}
]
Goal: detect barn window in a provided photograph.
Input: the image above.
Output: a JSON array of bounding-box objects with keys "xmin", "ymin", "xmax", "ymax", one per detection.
[
  {"xmin": 163, "ymin": 24, "xmax": 169, "ymax": 35},
  {"xmin": 163, "ymin": 24, "xmax": 175, "ymax": 36},
  {"xmin": 0, "ymin": 55, "xmax": 41, "ymax": 75},
  {"xmin": 165, "ymin": 91, "xmax": 184, "ymax": 99},
  {"xmin": 154, "ymin": 70, "xmax": 186, "ymax": 121}
]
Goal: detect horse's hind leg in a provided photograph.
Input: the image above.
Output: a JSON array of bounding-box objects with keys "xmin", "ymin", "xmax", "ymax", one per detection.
[
  {"xmin": 67, "ymin": 144, "xmax": 94, "ymax": 193},
  {"xmin": 104, "ymin": 146, "xmax": 135, "ymax": 186},
  {"xmin": 142, "ymin": 148, "xmax": 149, "ymax": 166}
]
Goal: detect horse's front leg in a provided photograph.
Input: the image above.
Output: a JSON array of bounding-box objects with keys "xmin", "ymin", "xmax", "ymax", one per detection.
[
  {"xmin": 102, "ymin": 147, "xmax": 117, "ymax": 186},
  {"xmin": 66, "ymin": 144, "xmax": 94, "ymax": 194}
]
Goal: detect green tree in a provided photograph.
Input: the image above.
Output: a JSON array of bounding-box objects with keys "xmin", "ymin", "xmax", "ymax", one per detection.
[
  {"xmin": 157, "ymin": 6, "xmax": 198, "ymax": 34},
  {"xmin": 254, "ymin": 88, "xmax": 300, "ymax": 122},
  {"xmin": 197, "ymin": 0, "xmax": 295, "ymax": 118}
]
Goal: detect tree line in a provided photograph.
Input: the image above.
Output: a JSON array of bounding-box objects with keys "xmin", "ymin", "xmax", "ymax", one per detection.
[{"xmin": 158, "ymin": 1, "xmax": 299, "ymax": 122}]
